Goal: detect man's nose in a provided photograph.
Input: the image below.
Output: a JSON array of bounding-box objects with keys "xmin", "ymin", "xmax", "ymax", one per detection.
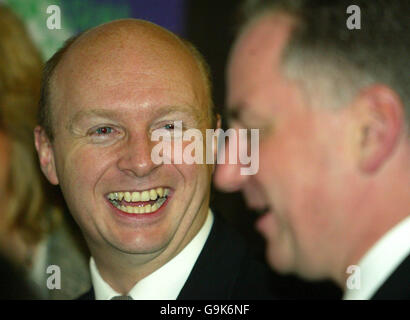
[
  {"xmin": 213, "ymin": 134, "xmax": 249, "ymax": 192},
  {"xmin": 117, "ymin": 134, "xmax": 159, "ymax": 178}
]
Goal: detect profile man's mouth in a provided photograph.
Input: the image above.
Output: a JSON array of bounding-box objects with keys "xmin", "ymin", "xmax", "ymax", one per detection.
[
  {"xmin": 246, "ymin": 198, "xmax": 272, "ymax": 217},
  {"xmin": 106, "ymin": 187, "xmax": 170, "ymax": 214}
]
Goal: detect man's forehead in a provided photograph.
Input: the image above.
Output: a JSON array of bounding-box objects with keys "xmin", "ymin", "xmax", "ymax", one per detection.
[
  {"xmin": 231, "ymin": 12, "xmax": 295, "ymax": 69},
  {"xmin": 227, "ymin": 13, "xmax": 295, "ymax": 107},
  {"xmin": 49, "ymin": 19, "xmax": 210, "ymax": 124},
  {"xmin": 56, "ymin": 21, "xmax": 196, "ymax": 80},
  {"xmin": 64, "ymin": 19, "xmax": 186, "ymax": 57}
]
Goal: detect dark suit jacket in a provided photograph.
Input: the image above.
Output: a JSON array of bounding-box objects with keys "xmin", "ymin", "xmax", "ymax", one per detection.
[
  {"xmin": 78, "ymin": 214, "xmax": 276, "ymax": 300},
  {"xmin": 371, "ymin": 254, "xmax": 410, "ymax": 300}
]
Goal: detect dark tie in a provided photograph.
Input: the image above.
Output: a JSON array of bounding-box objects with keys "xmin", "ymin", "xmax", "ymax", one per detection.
[{"xmin": 110, "ymin": 295, "xmax": 133, "ymax": 300}]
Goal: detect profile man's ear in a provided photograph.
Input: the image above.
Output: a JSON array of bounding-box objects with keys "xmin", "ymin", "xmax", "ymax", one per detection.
[
  {"xmin": 34, "ymin": 126, "xmax": 59, "ymax": 185},
  {"xmin": 354, "ymin": 85, "xmax": 403, "ymax": 173}
]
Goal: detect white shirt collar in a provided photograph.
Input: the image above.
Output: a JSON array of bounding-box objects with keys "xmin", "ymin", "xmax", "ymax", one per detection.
[
  {"xmin": 29, "ymin": 237, "xmax": 49, "ymax": 298},
  {"xmin": 343, "ymin": 215, "xmax": 410, "ymax": 300},
  {"xmin": 90, "ymin": 209, "xmax": 214, "ymax": 300}
]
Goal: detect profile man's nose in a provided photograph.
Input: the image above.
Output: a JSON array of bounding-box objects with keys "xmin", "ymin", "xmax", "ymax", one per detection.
[
  {"xmin": 117, "ymin": 135, "xmax": 159, "ymax": 178},
  {"xmin": 213, "ymin": 139, "xmax": 249, "ymax": 192}
]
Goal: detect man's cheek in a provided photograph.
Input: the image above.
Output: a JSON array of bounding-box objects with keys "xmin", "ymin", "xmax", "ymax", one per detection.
[{"xmin": 56, "ymin": 146, "xmax": 97, "ymax": 186}]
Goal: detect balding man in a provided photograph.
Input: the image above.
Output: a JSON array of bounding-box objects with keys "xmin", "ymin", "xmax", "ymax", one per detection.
[
  {"xmin": 34, "ymin": 19, "xmax": 275, "ymax": 300},
  {"xmin": 215, "ymin": 0, "xmax": 410, "ymax": 299}
]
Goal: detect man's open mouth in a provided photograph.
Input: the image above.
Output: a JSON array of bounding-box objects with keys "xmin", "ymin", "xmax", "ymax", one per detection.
[{"xmin": 106, "ymin": 187, "xmax": 170, "ymax": 214}]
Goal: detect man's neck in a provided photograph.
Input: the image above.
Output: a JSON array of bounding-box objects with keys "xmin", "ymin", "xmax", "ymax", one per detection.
[
  {"xmin": 92, "ymin": 248, "xmax": 167, "ymax": 294},
  {"xmin": 88, "ymin": 209, "xmax": 209, "ymax": 294},
  {"xmin": 336, "ymin": 149, "xmax": 410, "ymax": 290}
]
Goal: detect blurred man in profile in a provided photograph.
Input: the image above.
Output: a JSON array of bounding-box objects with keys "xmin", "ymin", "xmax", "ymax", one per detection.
[
  {"xmin": 34, "ymin": 18, "xmax": 276, "ymax": 300},
  {"xmin": 215, "ymin": 0, "xmax": 410, "ymax": 299}
]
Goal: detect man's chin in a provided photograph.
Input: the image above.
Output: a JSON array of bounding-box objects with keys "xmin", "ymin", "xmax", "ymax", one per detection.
[
  {"xmin": 255, "ymin": 216, "xmax": 294, "ymax": 274},
  {"xmin": 99, "ymin": 230, "xmax": 169, "ymax": 256},
  {"xmin": 107, "ymin": 240, "xmax": 167, "ymax": 256},
  {"xmin": 266, "ymin": 244, "xmax": 327, "ymax": 281},
  {"xmin": 265, "ymin": 243, "xmax": 293, "ymax": 274}
]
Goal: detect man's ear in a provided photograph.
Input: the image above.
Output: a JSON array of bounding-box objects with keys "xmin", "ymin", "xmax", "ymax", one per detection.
[
  {"xmin": 34, "ymin": 126, "xmax": 59, "ymax": 185},
  {"xmin": 353, "ymin": 85, "xmax": 403, "ymax": 173}
]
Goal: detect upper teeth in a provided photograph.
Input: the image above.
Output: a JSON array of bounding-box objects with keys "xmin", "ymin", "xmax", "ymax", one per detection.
[{"xmin": 107, "ymin": 188, "xmax": 169, "ymax": 202}]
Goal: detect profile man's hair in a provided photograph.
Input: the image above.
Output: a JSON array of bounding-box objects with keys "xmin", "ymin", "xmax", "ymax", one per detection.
[
  {"xmin": 37, "ymin": 30, "xmax": 215, "ymax": 141},
  {"xmin": 237, "ymin": 0, "xmax": 410, "ymax": 132}
]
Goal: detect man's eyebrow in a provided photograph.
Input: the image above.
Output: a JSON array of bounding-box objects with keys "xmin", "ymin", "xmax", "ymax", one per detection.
[
  {"xmin": 226, "ymin": 104, "xmax": 269, "ymax": 128},
  {"xmin": 153, "ymin": 105, "xmax": 203, "ymax": 121},
  {"xmin": 66, "ymin": 109, "xmax": 120, "ymax": 132},
  {"xmin": 66, "ymin": 105, "xmax": 206, "ymax": 131},
  {"xmin": 226, "ymin": 104, "xmax": 246, "ymax": 126}
]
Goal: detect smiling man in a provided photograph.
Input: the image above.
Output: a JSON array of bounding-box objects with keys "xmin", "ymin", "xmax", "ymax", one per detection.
[
  {"xmin": 215, "ymin": 0, "xmax": 410, "ymax": 299},
  {"xmin": 34, "ymin": 19, "xmax": 275, "ymax": 300}
]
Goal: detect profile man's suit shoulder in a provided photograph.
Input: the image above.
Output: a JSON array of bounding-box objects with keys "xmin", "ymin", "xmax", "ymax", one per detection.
[
  {"xmin": 371, "ymin": 254, "xmax": 410, "ymax": 300},
  {"xmin": 177, "ymin": 213, "xmax": 276, "ymax": 300}
]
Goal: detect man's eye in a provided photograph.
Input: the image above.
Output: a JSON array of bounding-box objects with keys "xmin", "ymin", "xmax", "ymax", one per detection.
[
  {"xmin": 164, "ymin": 123, "xmax": 175, "ymax": 130},
  {"xmin": 95, "ymin": 127, "xmax": 113, "ymax": 135}
]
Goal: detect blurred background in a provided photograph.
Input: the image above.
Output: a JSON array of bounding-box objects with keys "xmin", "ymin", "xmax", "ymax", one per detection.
[{"xmin": 1, "ymin": 0, "xmax": 341, "ymax": 299}]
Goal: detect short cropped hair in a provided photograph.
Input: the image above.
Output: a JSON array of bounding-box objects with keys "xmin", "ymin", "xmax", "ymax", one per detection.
[
  {"xmin": 38, "ymin": 31, "xmax": 215, "ymax": 141},
  {"xmin": 38, "ymin": 35, "xmax": 80, "ymax": 141},
  {"xmin": 238, "ymin": 0, "xmax": 410, "ymax": 132}
]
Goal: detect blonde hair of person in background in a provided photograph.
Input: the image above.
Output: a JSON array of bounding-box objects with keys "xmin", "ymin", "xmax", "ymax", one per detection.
[{"xmin": 0, "ymin": 4, "xmax": 61, "ymax": 272}]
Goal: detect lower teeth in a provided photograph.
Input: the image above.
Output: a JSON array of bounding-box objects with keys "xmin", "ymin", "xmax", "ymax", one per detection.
[{"xmin": 111, "ymin": 196, "xmax": 167, "ymax": 214}]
